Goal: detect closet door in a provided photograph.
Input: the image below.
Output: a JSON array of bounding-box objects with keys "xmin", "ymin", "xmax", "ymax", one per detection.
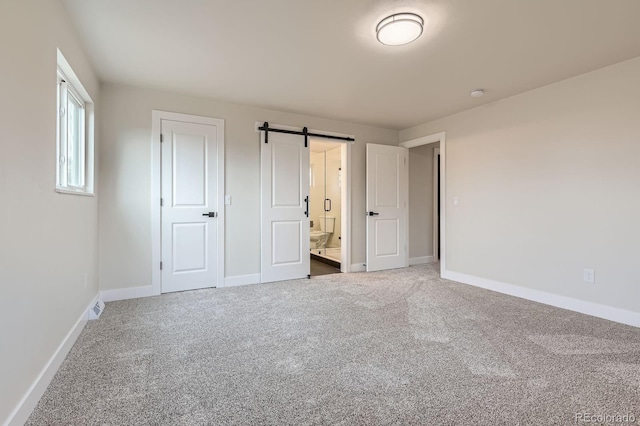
[
  {"xmin": 161, "ymin": 119, "xmax": 221, "ymax": 293},
  {"xmin": 366, "ymin": 143, "xmax": 408, "ymax": 272}
]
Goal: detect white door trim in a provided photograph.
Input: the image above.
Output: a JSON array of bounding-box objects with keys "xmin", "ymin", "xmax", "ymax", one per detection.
[
  {"xmin": 400, "ymin": 132, "xmax": 446, "ymax": 275},
  {"xmin": 433, "ymin": 147, "xmax": 440, "ymax": 263},
  {"xmin": 340, "ymin": 142, "xmax": 352, "ymax": 273},
  {"xmin": 152, "ymin": 110, "xmax": 225, "ymax": 295},
  {"xmin": 255, "ymin": 122, "xmax": 353, "ymax": 274}
]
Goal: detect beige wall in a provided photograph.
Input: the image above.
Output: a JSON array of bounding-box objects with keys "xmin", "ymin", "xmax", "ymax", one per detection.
[
  {"xmin": 0, "ymin": 1, "xmax": 100, "ymax": 422},
  {"xmin": 400, "ymin": 56, "xmax": 640, "ymax": 313},
  {"xmin": 99, "ymin": 84, "xmax": 398, "ymax": 289},
  {"xmin": 408, "ymin": 143, "xmax": 439, "ymax": 260}
]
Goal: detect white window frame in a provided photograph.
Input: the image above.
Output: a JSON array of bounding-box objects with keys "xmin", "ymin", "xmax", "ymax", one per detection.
[{"xmin": 56, "ymin": 49, "xmax": 95, "ymax": 196}]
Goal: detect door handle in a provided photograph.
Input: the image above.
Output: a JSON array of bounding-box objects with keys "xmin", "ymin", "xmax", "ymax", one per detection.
[
  {"xmin": 304, "ymin": 196, "xmax": 309, "ymax": 217},
  {"xmin": 368, "ymin": 211, "xmax": 379, "ymax": 216},
  {"xmin": 202, "ymin": 212, "xmax": 218, "ymax": 218},
  {"xmin": 324, "ymin": 198, "xmax": 332, "ymax": 212}
]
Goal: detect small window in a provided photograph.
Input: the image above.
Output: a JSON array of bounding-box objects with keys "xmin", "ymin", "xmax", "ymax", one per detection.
[{"xmin": 56, "ymin": 49, "xmax": 94, "ymax": 195}]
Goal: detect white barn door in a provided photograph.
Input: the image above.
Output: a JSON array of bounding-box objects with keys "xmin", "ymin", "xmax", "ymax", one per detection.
[
  {"xmin": 261, "ymin": 131, "xmax": 310, "ymax": 283},
  {"xmin": 161, "ymin": 120, "xmax": 221, "ymax": 293},
  {"xmin": 366, "ymin": 144, "xmax": 408, "ymax": 272}
]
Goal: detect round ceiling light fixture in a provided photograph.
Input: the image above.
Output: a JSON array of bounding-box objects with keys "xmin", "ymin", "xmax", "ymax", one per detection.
[
  {"xmin": 376, "ymin": 13, "xmax": 424, "ymax": 46},
  {"xmin": 470, "ymin": 89, "xmax": 485, "ymax": 98}
]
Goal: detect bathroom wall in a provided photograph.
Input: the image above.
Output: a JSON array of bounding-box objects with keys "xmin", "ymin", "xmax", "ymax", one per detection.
[
  {"xmin": 325, "ymin": 147, "xmax": 342, "ymax": 247},
  {"xmin": 309, "ymin": 151, "xmax": 325, "ymax": 235},
  {"xmin": 309, "ymin": 145, "xmax": 342, "ymax": 248}
]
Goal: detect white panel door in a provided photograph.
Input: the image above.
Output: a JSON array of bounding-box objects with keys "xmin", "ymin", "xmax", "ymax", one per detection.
[
  {"xmin": 261, "ymin": 131, "xmax": 310, "ymax": 283},
  {"xmin": 161, "ymin": 120, "xmax": 219, "ymax": 293},
  {"xmin": 366, "ymin": 144, "xmax": 408, "ymax": 272}
]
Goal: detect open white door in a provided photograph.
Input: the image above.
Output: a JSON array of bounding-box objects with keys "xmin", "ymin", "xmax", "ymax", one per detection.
[
  {"xmin": 161, "ymin": 120, "xmax": 221, "ymax": 293},
  {"xmin": 366, "ymin": 144, "xmax": 408, "ymax": 272},
  {"xmin": 261, "ymin": 131, "xmax": 310, "ymax": 283}
]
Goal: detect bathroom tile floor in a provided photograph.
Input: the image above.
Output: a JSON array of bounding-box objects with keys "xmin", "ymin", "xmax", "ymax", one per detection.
[{"xmin": 310, "ymin": 259, "xmax": 341, "ymax": 276}]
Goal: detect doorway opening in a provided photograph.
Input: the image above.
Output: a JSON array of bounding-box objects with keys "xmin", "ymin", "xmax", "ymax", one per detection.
[
  {"xmin": 400, "ymin": 132, "xmax": 445, "ymax": 273},
  {"xmin": 310, "ymin": 139, "xmax": 343, "ymax": 276},
  {"xmin": 406, "ymin": 142, "xmax": 439, "ymax": 265},
  {"xmin": 258, "ymin": 122, "xmax": 353, "ymax": 283}
]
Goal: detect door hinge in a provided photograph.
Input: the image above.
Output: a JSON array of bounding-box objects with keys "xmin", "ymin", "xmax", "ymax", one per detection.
[
  {"xmin": 160, "ymin": 134, "xmax": 163, "ymax": 143},
  {"xmin": 160, "ymin": 262, "xmax": 163, "ymax": 270},
  {"xmin": 160, "ymin": 198, "xmax": 164, "ymax": 207}
]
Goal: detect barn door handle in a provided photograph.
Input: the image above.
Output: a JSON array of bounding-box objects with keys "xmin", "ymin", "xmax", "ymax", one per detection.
[
  {"xmin": 304, "ymin": 196, "xmax": 309, "ymax": 217},
  {"xmin": 368, "ymin": 211, "xmax": 379, "ymax": 216},
  {"xmin": 202, "ymin": 212, "xmax": 218, "ymax": 218}
]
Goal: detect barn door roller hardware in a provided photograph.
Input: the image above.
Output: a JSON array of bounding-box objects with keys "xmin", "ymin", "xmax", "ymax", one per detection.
[{"xmin": 259, "ymin": 122, "xmax": 355, "ymax": 146}]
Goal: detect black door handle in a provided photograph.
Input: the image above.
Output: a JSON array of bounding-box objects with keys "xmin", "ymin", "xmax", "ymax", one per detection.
[
  {"xmin": 324, "ymin": 198, "xmax": 332, "ymax": 212},
  {"xmin": 368, "ymin": 211, "xmax": 379, "ymax": 216},
  {"xmin": 304, "ymin": 196, "xmax": 309, "ymax": 217},
  {"xmin": 202, "ymin": 212, "xmax": 217, "ymax": 217}
]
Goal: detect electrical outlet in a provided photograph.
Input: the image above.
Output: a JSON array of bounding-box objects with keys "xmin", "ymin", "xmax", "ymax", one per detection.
[
  {"xmin": 225, "ymin": 195, "xmax": 232, "ymax": 205},
  {"xmin": 583, "ymin": 269, "xmax": 595, "ymax": 283},
  {"xmin": 453, "ymin": 197, "xmax": 459, "ymax": 206}
]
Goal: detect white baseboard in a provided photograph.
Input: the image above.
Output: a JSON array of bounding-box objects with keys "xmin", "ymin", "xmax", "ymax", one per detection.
[
  {"xmin": 443, "ymin": 270, "xmax": 640, "ymax": 328},
  {"xmin": 4, "ymin": 294, "xmax": 99, "ymax": 426},
  {"xmin": 101, "ymin": 285, "xmax": 153, "ymax": 302},
  {"xmin": 409, "ymin": 256, "xmax": 435, "ymax": 266},
  {"xmin": 224, "ymin": 274, "xmax": 260, "ymax": 287},
  {"xmin": 350, "ymin": 263, "xmax": 366, "ymax": 273}
]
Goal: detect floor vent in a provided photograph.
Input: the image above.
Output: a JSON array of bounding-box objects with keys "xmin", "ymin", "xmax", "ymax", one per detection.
[{"xmin": 88, "ymin": 299, "xmax": 105, "ymax": 320}]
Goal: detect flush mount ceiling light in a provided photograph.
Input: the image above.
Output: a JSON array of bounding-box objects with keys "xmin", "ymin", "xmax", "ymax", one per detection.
[
  {"xmin": 470, "ymin": 89, "xmax": 485, "ymax": 98},
  {"xmin": 376, "ymin": 13, "xmax": 424, "ymax": 46}
]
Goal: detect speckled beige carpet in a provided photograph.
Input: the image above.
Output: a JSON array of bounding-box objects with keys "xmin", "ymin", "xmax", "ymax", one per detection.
[{"xmin": 27, "ymin": 264, "xmax": 640, "ymax": 425}]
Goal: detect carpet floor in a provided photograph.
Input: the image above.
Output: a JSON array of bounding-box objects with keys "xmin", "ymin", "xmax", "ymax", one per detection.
[{"xmin": 27, "ymin": 264, "xmax": 640, "ymax": 425}]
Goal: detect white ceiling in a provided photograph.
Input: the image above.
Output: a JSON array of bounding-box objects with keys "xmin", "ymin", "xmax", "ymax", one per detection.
[{"xmin": 61, "ymin": 0, "xmax": 640, "ymax": 130}]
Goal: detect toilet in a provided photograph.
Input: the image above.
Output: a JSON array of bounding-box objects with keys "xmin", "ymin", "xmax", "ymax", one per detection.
[{"xmin": 310, "ymin": 216, "xmax": 335, "ymax": 248}]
